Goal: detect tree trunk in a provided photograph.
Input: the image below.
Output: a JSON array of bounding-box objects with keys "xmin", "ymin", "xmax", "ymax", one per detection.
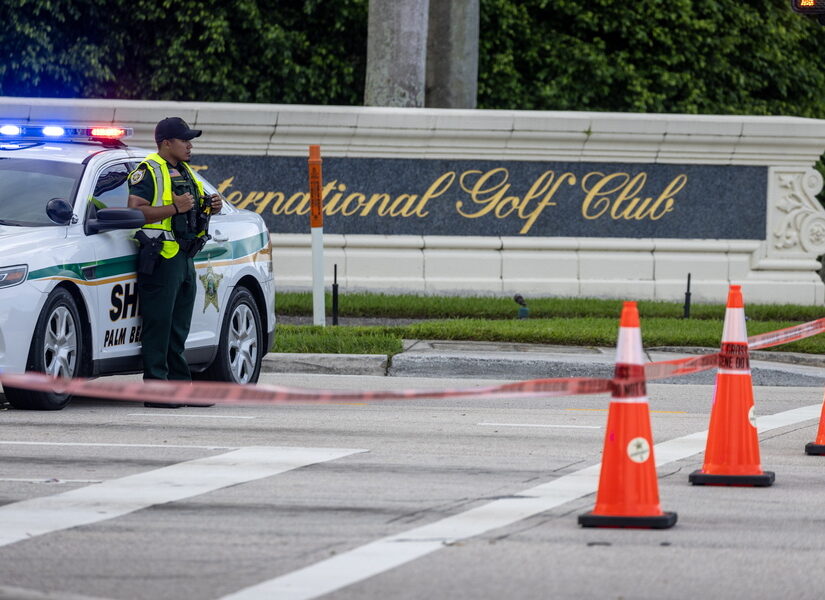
[
  {"xmin": 364, "ymin": 0, "xmax": 430, "ymax": 107},
  {"xmin": 426, "ymin": 0, "xmax": 479, "ymax": 108}
]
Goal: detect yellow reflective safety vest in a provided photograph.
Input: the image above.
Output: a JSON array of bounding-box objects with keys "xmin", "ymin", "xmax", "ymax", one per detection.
[{"xmin": 131, "ymin": 153, "xmax": 204, "ymax": 259}]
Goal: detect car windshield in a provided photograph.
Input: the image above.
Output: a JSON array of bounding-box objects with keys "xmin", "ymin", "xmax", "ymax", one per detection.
[{"xmin": 0, "ymin": 158, "xmax": 83, "ymax": 226}]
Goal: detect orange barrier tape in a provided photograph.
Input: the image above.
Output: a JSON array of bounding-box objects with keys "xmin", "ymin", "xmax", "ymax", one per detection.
[
  {"xmin": 644, "ymin": 352, "xmax": 721, "ymax": 381},
  {"xmin": 748, "ymin": 318, "xmax": 825, "ymax": 351},
  {"xmin": 0, "ymin": 371, "xmax": 612, "ymax": 405},
  {"xmin": 0, "ymin": 318, "xmax": 821, "ymax": 406}
]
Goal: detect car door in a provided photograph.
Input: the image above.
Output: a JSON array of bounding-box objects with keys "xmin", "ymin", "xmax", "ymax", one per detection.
[
  {"xmin": 85, "ymin": 160, "xmax": 144, "ymax": 366},
  {"xmin": 186, "ymin": 177, "xmax": 235, "ymax": 350}
]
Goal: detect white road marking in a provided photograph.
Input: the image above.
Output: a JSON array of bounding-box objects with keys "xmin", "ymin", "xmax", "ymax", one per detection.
[
  {"xmin": 0, "ymin": 584, "xmax": 113, "ymax": 600},
  {"xmin": 128, "ymin": 413, "xmax": 257, "ymax": 419},
  {"xmin": 0, "ymin": 441, "xmax": 235, "ymax": 450},
  {"xmin": 0, "ymin": 446, "xmax": 366, "ymax": 548},
  {"xmin": 0, "ymin": 478, "xmax": 103, "ymax": 484},
  {"xmin": 478, "ymin": 422, "xmax": 600, "ymax": 430},
  {"xmin": 221, "ymin": 404, "xmax": 820, "ymax": 600}
]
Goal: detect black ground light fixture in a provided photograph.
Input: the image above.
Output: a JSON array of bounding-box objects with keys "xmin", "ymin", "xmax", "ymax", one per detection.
[
  {"xmin": 514, "ymin": 294, "xmax": 529, "ymax": 319},
  {"xmin": 332, "ymin": 264, "xmax": 339, "ymax": 326}
]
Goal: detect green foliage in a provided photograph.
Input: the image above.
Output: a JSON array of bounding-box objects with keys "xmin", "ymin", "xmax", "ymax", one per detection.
[
  {"xmin": 275, "ymin": 324, "xmax": 402, "ymax": 354},
  {"xmin": 478, "ymin": 0, "xmax": 825, "ymax": 116},
  {"xmin": 275, "ymin": 292, "xmax": 825, "ymax": 354},
  {"xmin": 0, "ymin": 0, "xmax": 368, "ymax": 104},
  {"xmin": 3, "ymin": 0, "xmax": 825, "ymax": 117},
  {"xmin": 277, "ymin": 291, "xmax": 825, "ymax": 322},
  {"xmin": 275, "ymin": 317, "xmax": 825, "ymax": 354},
  {"xmin": 0, "ymin": 0, "xmax": 116, "ymax": 97}
]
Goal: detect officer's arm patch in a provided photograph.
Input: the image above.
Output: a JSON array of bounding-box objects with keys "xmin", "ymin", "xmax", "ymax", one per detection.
[{"xmin": 129, "ymin": 169, "xmax": 145, "ymax": 185}]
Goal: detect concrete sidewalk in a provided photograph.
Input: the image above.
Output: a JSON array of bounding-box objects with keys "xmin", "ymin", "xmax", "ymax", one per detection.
[{"xmin": 261, "ymin": 339, "xmax": 825, "ymax": 387}]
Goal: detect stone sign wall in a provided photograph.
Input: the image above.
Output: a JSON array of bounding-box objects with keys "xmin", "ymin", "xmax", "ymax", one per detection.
[
  {"xmin": 2, "ymin": 97, "xmax": 825, "ymax": 303},
  {"xmin": 193, "ymin": 155, "xmax": 768, "ymax": 240}
]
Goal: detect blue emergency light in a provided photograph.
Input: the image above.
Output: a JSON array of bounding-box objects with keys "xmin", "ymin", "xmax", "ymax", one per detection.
[{"xmin": 0, "ymin": 124, "xmax": 133, "ymax": 141}]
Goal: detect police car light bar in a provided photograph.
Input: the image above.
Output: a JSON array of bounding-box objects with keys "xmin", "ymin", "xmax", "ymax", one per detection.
[{"xmin": 0, "ymin": 125, "xmax": 133, "ymax": 141}]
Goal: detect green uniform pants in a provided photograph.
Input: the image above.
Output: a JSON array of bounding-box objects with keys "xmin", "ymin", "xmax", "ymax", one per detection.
[{"xmin": 137, "ymin": 250, "xmax": 196, "ymax": 380}]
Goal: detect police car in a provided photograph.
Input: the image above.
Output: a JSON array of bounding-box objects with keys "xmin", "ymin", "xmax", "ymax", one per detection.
[{"xmin": 0, "ymin": 124, "xmax": 276, "ymax": 410}]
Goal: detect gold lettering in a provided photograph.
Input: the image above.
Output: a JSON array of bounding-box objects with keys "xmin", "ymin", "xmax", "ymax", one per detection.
[
  {"xmin": 340, "ymin": 193, "xmax": 366, "ymax": 217},
  {"xmin": 581, "ymin": 172, "xmax": 630, "ymax": 220},
  {"xmin": 233, "ymin": 191, "xmax": 281, "ymax": 214},
  {"xmin": 647, "ymin": 175, "xmax": 685, "ymax": 220},
  {"xmin": 610, "ymin": 173, "xmax": 648, "ymax": 220},
  {"xmin": 196, "ymin": 166, "xmax": 683, "ymax": 229},
  {"xmin": 225, "ymin": 190, "xmax": 243, "ymax": 207},
  {"xmin": 217, "ymin": 177, "xmax": 234, "ymax": 195},
  {"xmin": 283, "ymin": 192, "xmax": 310, "ymax": 216},
  {"xmin": 361, "ymin": 193, "xmax": 390, "ymax": 216},
  {"xmin": 322, "ymin": 181, "xmax": 346, "ymax": 214},
  {"xmin": 252, "ymin": 192, "xmax": 278, "ymax": 214},
  {"xmin": 580, "ymin": 171, "xmax": 685, "ymax": 221},
  {"xmin": 519, "ymin": 171, "xmax": 577, "ymax": 234},
  {"xmin": 385, "ymin": 194, "xmax": 418, "ymax": 217},
  {"xmin": 414, "ymin": 172, "xmax": 455, "ymax": 217},
  {"xmin": 495, "ymin": 194, "xmax": 521, "ymax": 219},
  {"xmin": 235, "ymin": 191, "xmax": 265, "ymax": 211},
  {"xmin": 456, "ymin": 168, "xmax": 513, "ymax": 218},
  {"xmin": 296, "ymin": 193, "xmax": 311, "ymax": 216},
  {"xmin": 267, "ymin": 192, "xmax": 286, "ymax": 214}
]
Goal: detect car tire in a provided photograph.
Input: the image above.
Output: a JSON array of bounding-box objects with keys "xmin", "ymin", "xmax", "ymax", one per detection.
[
  {"xmin": 199, "ymin": 287, "xmax": 263, "ymax": 385},
  {"xmin": 5, "ymin": 287, "xmax": 83, "ymax": 410}
]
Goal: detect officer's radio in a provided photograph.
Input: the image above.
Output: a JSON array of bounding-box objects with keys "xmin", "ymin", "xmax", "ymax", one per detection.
[{"xmin": 184, "ymin": 195, "xmax": 213, "ymax": 258}]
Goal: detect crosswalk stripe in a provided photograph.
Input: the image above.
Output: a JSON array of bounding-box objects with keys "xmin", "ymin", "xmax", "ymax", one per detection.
[
  {"xmin": 0, "ymin": 446, "xmax": 366, "ymax": 548},
  {"xmin": 220, "ymin": 404, "xmax": 820, "ymax": 600}
]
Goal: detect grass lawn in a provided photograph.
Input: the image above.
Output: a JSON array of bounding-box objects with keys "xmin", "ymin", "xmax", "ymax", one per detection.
[{"xmin": 273, "ymin": 293, "xmax": 825, "ymax": 355}]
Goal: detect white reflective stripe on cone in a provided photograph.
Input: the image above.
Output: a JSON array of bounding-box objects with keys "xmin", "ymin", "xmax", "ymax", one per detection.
[
  {"xmin": 615, "ymin": 327, "xmax": 644, "ymax": 365},
  {"xmin": 722, "ymin": 307, "xmax": 748, "ymax": 343}
]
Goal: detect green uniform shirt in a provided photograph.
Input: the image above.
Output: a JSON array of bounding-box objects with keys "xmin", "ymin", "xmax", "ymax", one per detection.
[{"xmin": 129, "ymin": 160, "xmax": 201, "ymax": 240}]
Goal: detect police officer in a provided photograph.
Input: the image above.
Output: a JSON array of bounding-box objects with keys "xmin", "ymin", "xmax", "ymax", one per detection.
[{"xmin": 128, "ymin": 117, "xmax": 222, "ymax": 408}]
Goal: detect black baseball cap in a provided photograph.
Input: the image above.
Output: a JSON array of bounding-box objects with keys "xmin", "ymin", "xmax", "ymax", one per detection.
[{"xmin": 154, "ymin": 117, "xmax": 202, "ymax": 143}]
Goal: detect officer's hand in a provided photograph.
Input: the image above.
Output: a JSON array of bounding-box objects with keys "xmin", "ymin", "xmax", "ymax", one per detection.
[
  {"xmin": 209, "ymin": 193, "xmax": 222, "ymax": 214},
  {"xmin": 173, "ymin": 192, "xmax": 195, "ymax": 213}
]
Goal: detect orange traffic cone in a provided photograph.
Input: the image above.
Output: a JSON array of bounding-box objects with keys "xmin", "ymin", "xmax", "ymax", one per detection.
[
  {"xmin": 804, "ymin": 389, "xmax": 825, "ymax": 455},
  {"xmin": 689, "ymin": 285, "xmax": 774, "ymax": 486},
  {"xmin": 578, "ymin": 301, "xmax": 677, "ymax": 529}
]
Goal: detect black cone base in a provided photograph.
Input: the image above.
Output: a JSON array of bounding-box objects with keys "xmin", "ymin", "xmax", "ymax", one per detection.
[
  {"xmin": 578, "ymin": 511, "xmax": 677, "ymax": 529},
  {"xmin": 689, "ymin": 469, "xmax": 774, "ymax": 487},
  {"xmin": 805, "ymin": 442, "xmax": 825, "ymax": 455}
]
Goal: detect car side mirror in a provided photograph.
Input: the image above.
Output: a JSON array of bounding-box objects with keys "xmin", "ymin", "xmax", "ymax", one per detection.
[
  {"xmin": 46, "ymin": 198, "xmax": 75, "ymax": 225},
  {"xmin": 86, "ymin": 208, "xmax": 146, "ymax": 233}
]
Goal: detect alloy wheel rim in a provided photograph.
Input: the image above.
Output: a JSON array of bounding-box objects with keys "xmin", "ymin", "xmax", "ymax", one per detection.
[
  {"xmin": 43, "ymin": 305, "xmax": 77, "ymax": 378},
  {"xmin": 227, "ymin": 303, "xmax": 258, "ymax": 384}
]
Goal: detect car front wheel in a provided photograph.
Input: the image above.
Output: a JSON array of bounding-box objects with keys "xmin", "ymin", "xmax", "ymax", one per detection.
[
  {"xmin": 200, "ymin": 287, "xmax": 263, "ymax": 384},
  {"xmin": 5, "ymin": 287, "xmax": 83, "ymax": 410}
]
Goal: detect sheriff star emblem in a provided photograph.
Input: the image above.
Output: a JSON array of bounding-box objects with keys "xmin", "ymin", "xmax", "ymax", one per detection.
[
  {"xmin": 129, "ymin": 169, "xmax": 145, "ymax": 185},
  {"xmin": 199, "ymin": 264, "xmax": 223, "ymax": 312}
]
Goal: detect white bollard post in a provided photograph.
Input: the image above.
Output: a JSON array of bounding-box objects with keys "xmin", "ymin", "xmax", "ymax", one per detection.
[{"xmin": 308, "ymin": 145, "xmax": 325, "ymax": 326}]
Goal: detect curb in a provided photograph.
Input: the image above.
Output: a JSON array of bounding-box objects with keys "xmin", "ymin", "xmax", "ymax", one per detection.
[
  {"xmin": 261, "ymin": 346, "xmax": 825, "ymax": 386},
  {"xmin": 648, "ymin": 346, "xmax": 825, "ymax": 369},
  {"xmin": 262, "ymin": 353, "xmax": 388, "ymax": 377}
]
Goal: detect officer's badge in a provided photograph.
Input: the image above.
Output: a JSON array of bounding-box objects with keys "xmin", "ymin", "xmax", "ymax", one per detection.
[
  {"xmin": 199, "ymin": 264, "xmax": 223, "ymax": 312},
  {"xmin": 129, "ymin": 169, "xmax": 145, "ymax": 185}
]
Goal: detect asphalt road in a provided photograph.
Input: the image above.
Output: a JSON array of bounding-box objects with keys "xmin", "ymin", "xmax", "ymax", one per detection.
[{"xmin": 1, "ymin": 373, "xmax": 824, "ymax": 600}]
